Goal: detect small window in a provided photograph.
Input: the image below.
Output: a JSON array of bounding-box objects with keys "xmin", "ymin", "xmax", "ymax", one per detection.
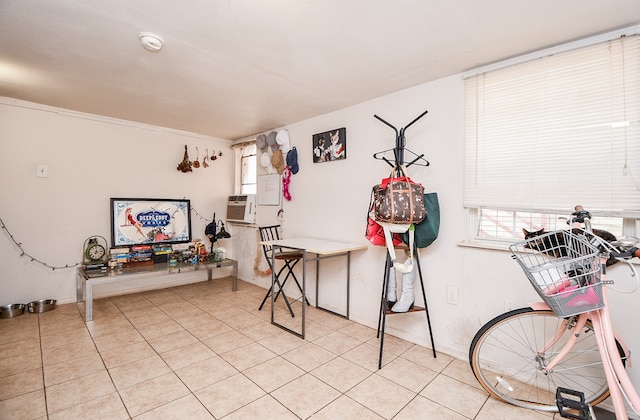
[
  {"xmin": 239, "ymin": 144, "xmax": 257, "ymax": 195},
  {"xmin": 475, "ymin": 208, "xmax": 625, "ymax": 243}
]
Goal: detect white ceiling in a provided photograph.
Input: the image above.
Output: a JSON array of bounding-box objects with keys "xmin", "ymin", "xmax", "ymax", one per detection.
[{"xmin": 1, "ymin": 1, "xmax": 639, "ymax": 140}]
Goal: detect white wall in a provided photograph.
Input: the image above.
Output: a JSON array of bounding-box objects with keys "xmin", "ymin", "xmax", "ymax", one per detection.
[
  {"xmin": 0, "ymin": 98, "xmax": 234, "ymax": 304},
  {"xmin": 228, "ymin": 73, "xmax": 640, "ymax": 392},
  {"xmin": 4, "ymin": 71, "xmax": 640, "ymax": 393},
  {"xmin": 231, "ymin": 74, "xmax": 487, "ymax": 360}
]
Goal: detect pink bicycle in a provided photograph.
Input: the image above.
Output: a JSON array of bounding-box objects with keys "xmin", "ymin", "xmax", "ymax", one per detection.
[{"xmin": 470, "ymin": 206, "xmax": 640, "ymax": 419}]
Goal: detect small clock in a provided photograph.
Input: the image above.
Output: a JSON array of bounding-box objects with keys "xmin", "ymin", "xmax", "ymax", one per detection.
[
  {"xmin": 86, "ymin": 239, "xmax": 106, "ymax": 261},
  {"xmin": 83, "ymin": 236, "xmax": 109, "ymax": 265}
]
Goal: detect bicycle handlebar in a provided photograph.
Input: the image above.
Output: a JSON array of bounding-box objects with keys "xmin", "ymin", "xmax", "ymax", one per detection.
[
  {"xmin": 571, "ymin": 204, "xmax": 640, "ymax": 260},
  {"xmin": 570, "ymin": 205, "xmax": 592, "ymax": 225},
  {"xmin": 568, "ymin": 205, "xmax": 640, "ymax": 297},
  {"xmin": 611, "ymin": 247, "xmax": 640, "ymax": 260}
]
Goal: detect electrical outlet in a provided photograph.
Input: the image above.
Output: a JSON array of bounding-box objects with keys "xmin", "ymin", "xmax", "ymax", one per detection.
[{"xmin": 446, "ymin": 286, "xmax": 459, "ymax": 305}]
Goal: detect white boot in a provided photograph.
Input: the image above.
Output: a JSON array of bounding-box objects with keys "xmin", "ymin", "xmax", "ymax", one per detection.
[
  {"xmin": 391, "ymin": 258, "xmax": 415, "ymax": 312},
  {"xmin": 381, "ymin": 223, "xmax": 415, "ymax": 274},
  {"xmin": 386, "ymin": 266, "xmax": 397, "ymax": 310}
]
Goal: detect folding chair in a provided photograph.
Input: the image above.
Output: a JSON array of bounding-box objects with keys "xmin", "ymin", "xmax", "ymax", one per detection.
[{"xmin": 258, "ymin": 225, "xmax": 309, "ymax": 317}]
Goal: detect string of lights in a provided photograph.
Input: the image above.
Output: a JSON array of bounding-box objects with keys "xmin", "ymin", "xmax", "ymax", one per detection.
[
  {"xmin": 190, "ymin": 205, "xmax": 212, "ymax": 223},
  {"xmin": 0, "ymin": 217, "xmax": 81, "ymax": 270}
]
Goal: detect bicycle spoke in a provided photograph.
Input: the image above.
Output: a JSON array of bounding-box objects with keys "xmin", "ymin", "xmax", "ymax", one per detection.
[{"xmin": 470, "ymin": 309, "xmax": 617, "ymax": 411}]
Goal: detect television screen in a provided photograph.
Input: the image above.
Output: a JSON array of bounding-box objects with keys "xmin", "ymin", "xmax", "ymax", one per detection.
[{"xmin": 110, "ymin": 198, "xmax": 192, "ymax": 248}]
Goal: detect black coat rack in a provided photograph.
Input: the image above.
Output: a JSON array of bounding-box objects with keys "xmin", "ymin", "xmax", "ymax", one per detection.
[
  {"xmin": 372, "ymin": 109, "xmax": 436, "ymax": 368},
  {"xmin": 373, "ymin": 109, "xmax": 430, "ymax": 168}
]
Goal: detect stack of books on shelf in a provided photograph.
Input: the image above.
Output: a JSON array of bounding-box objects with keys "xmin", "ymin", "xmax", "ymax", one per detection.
[
  {"xmin": 84, "ymin": 262, "xmax": 108, "ymax": 272},
  {"xmin": 152, "ymin": 244, "xmax": 173, "ymax": 263},
  {"xmin": 126, "ymin": 245, "xmax": 153, "ymax": 266},
  {"xmin": 108, "ymin": 247, "xmax": 131, "ymax": 268}
]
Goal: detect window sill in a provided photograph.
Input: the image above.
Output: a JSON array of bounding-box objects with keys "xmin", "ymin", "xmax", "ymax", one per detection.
[
  {"xmin": 457, "ymin": 240, "xmax": 512, "ymax": 252},
  {"xmin": 457, "ymin": 239, "xmax": 640, "ymax": 267}
]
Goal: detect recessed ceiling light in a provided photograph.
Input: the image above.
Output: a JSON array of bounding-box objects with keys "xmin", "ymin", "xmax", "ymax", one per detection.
[{"xmin": 138, "ymin": 32, "xmax": 164, "ymax": 52}]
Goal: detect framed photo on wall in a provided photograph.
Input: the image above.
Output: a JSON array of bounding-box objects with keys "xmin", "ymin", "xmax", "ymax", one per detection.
[{"xmin": 312, "ymin": 127, "xmax": 346, "ymax": 163}]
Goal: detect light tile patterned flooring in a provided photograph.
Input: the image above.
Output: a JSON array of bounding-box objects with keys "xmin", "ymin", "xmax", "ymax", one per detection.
[{"xmin": 0, "ymin": 277, "xmax": 562, "ymax": 419}]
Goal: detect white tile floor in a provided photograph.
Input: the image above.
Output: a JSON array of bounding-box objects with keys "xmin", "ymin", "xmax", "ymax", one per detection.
[{"xmin": 1, "ymin": 277, "xmax": 567, "ymax": 419}]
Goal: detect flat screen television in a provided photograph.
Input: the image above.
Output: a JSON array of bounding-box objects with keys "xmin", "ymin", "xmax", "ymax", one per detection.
[{"xmin": 110, "ymin": 198, "xmax": 192, "ymax": 248}]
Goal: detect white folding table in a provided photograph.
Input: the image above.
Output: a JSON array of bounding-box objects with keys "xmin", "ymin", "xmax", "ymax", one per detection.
[{"xmin": 261, "ymin": 237, "xmax": 367, "ymax": 338}]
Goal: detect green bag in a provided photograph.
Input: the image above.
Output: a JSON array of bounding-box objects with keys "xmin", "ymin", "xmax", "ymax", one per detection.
[{"xmin": 403, "ymin": 192, "xmax": 440, "ymax": 248}]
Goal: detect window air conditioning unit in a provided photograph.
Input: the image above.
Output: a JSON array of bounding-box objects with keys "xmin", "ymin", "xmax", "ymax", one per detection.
[{"xmin": 226, "ymin": 194, "xmax": 256, "ymax": 224}]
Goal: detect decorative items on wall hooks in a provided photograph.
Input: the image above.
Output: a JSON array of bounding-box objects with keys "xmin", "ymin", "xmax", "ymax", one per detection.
[
  {"xmin": 203, "ymin": 149, "xmax": 209, "ymax": 168},
  {"xmin": 177, "ymin": 145, "xmax": 193, "ymax": 173},
  {"xmin": 255, "ymin": 128, "xmax": 300, "ymax": 201},
  {"xmin": 177, "ymin": 145, "xmax": 223, "ymax": 172},
  {"xmin": 193, "ymin": 147, "xmax": 200, "ymax": 168}
]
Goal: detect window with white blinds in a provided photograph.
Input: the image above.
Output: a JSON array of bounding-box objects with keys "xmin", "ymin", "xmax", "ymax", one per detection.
[
  {"xmin": 464, "ymin": 33, "xmax": 640, "ymax": 216},
  {"xmin": 240, "ymin": 144, "xmax": 257, "ymax": 195},
  {"xmin": 232, "ymin": 141, "xmax": 257, "ymax": 195}
]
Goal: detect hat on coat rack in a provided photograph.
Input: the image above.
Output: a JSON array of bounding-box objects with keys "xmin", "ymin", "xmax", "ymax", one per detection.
[
  {"xmin": 271, "ymin": 149, "xmax": 285, "ymax": 174},
  {"xmin": 286, "ymin": 147, "xmax": 299, "ymax": 174},
  {"xmin": 276, "ymin": 129, "xmax": 291, "ymax": 156},
  {"xmin": 260, "ymin": 152, "xmax": 275, "ymax": 174},
  {"xmin": 266, "ymin": 131, "xmax": 278, "ymax": 151},
  {"xmin": 256, "ymin": 134, "xmax": 268, "ymax": 151}
]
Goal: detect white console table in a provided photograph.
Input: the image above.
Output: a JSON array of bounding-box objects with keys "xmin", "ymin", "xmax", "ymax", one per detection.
[{"xmin": 76, "ymin": 259, "xmax": 237, "ymax": 321}]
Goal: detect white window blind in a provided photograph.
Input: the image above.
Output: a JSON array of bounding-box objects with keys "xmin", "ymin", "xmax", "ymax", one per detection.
[{"xmin": 464, "ymin": 34, "xmax": 640, "ymax": 215}]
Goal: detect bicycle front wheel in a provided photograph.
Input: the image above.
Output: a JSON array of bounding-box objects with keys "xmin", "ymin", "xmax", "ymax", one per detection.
[{"xmin": 469, "ymin": 308, "xmax": 619, "ymax": 412}]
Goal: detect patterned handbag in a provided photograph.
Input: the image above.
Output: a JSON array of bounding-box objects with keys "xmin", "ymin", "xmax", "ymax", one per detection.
[{"xmin": 372, "ymin": 166, "xmax": 426, "ymax": 224}]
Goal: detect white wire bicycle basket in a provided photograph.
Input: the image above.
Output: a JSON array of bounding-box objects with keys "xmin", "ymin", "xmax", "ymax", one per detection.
[{"xmin": 510, "ymin": 230, "xmax": 604, "ymax": 318}]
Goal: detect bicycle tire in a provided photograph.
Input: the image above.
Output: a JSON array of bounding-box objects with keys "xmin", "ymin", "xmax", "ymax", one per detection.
[{"xmin": 469, "ymin": 307, "xmax": 626, "ymax": 412}]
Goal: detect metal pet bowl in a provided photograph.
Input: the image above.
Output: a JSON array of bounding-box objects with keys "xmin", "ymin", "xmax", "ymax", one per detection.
[
  {"xmin": 27, "ymin": 299, "xmax": 57, "ymax": 314},
  {"xmin": 0, "ymin": 303, "xmax": 26, "ymax": 319}
]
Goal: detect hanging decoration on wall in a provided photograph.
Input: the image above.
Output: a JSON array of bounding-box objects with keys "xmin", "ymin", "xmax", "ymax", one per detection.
[
  {"xmin": 313, "ymin": 127, "xmax": 346, "ymax": 163},
  {"xmin": 203, "ymin": 149, "xmax": 209, "ymax": 168},
  {"xmin": 193, "ymin": 147, "xmax": 200, "ymax": 168},
  {"xmin": 177, "ymin": 145, "xmax": 193, "ymax": 173},
  {"xmin": 282, "ymin": 167, "xmax": 292, "ymax": 201}
]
